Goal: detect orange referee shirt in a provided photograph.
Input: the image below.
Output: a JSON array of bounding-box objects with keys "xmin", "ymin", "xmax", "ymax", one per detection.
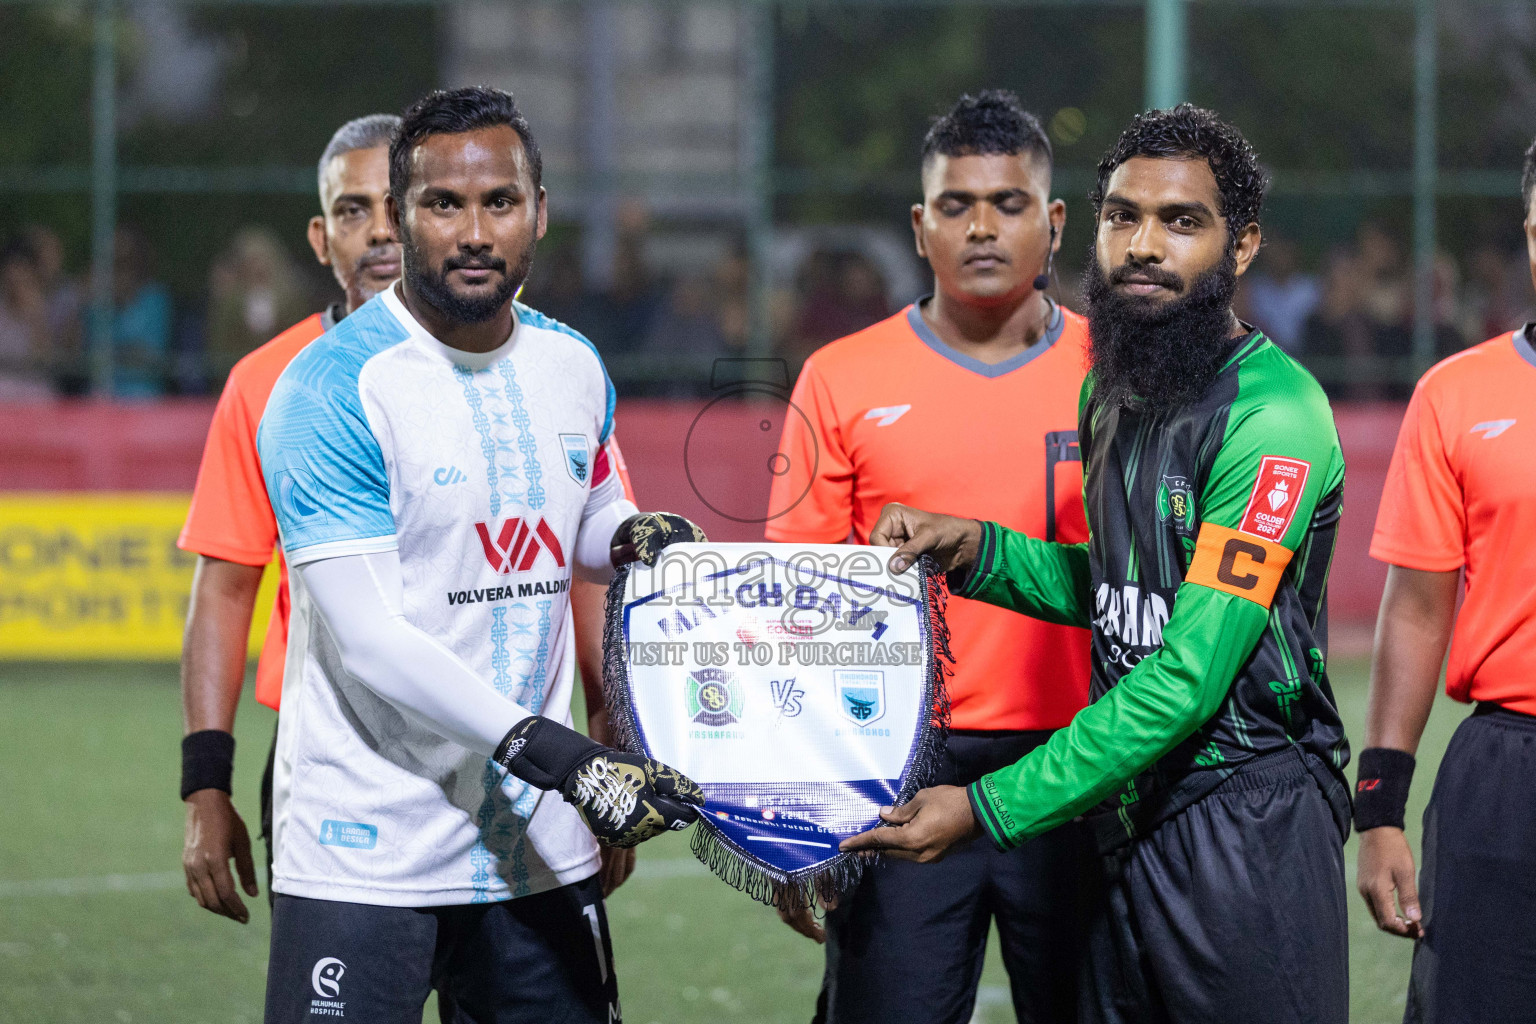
[
  {"xmin": 179, "ymin": 307, "xmax": 638, "ymax": 712},
  {"xmin": 767, "ymin": 300, "xmax": 1092, "ymax": 731},
  {"xmin": 1370, "ymin": 327, "xmax": 1536, "ymax": 715},
  {"xmin": 179, "ymin": 311, "xmax": 330, "ymax": 710}
]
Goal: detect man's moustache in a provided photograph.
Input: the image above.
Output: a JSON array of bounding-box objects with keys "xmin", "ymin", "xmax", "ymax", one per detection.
[
  {"xmin": 1110, "ymin": 264, "xmax": 1184, "ymax": 291},
  {"xmin": 443, "ymin": 256, "xmax": 507, "ymax": 273}
]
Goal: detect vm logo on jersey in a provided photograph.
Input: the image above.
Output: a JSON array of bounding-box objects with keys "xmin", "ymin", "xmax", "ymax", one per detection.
[
  {"xmin": 1238, "ymin": 456, "xmax": 1310, "ymax": 542},
  {"xmin": 476, "ymin": 517, "xmax": 566, "ymax": 574}
]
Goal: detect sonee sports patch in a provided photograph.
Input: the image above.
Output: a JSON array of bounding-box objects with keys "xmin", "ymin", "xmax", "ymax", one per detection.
[{"xmin": 1238, "ymin": 456, "xmax": 1311, "ymax": 542}]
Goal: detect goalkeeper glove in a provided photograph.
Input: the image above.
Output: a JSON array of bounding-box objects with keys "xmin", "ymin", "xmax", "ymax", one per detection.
[
  {"xmin": 610, "ymin": 511, "xmax": 707, "ymax": 567},
  {"xmin": 495, "ymin": 716, "xmax": 704, "ymax": 848}
]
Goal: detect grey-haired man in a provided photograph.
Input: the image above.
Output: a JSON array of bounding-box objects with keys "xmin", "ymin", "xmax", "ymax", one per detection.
[{"xmin": 178, "ymin": 113, "xmax": 402, "ymax": 923}]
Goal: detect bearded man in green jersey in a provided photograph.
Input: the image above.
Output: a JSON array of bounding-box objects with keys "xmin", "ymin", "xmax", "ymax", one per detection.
[{"xmin": 843, "ymin": 105, "xmax": 1352, "ymax": 1023}]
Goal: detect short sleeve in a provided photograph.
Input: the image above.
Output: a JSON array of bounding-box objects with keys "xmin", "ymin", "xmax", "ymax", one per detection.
[
  {"xmin": 765, "ymin": 357, "xmax": 854, "ymax": 542},
  {"xmin": 1369, "ymin": 381, "xmax": 1464, "ymax": 571},
  {"xmin": 1184, "ymin": 381, "xmax": 1343, "ymax": 608},
  {"xmin": 258, "ymin": 355, "xmax": 396, "ymax": 565},
  {"xmin": 179, "ymin": 371, "xmax": 279, "ymax": 566}
]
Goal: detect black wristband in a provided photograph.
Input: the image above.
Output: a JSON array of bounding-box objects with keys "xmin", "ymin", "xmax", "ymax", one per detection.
[
  {"xmin": 495, "ymin": 716, "xmax": 602, "ymax": 792},
  {"xmin": 181, "ymin": 730, "xmax": 236, "ymax": 801},
  {"xmin": 1353, "ymin": 747, "xmax": 1415, "ymax": 832}
]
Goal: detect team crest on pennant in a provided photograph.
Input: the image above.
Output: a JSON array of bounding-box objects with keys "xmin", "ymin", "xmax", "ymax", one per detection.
[
  {"xmin": 560, "ymin": 434, "xmax": 590, "ymax": 484},
  {"xmin": 604, "ymin": 542, "xmax": 952, "ymax": 913},
  {"xmin": 835, "ymin": 670, "xmax": 886, "ymax": 725},
  {"xmin": 686, "ymin": 668, "xmax": 743, "ymax": 726}
]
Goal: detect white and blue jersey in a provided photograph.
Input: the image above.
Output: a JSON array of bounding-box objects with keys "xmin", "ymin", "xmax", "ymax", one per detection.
[{"xmin": 258, "ymin": 285, "xmax": 625, "ymax": 907}]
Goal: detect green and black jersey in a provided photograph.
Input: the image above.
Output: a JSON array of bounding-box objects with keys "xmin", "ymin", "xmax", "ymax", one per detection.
[{"xmin": 957, "ymin": 331, "xmax": 1350, "ymax": 850}]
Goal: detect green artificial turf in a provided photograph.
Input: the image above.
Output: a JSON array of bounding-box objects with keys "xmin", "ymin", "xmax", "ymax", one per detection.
[{"xmin": 0, "ymin": 658, "xmax": 1469, "ymax": 1022}]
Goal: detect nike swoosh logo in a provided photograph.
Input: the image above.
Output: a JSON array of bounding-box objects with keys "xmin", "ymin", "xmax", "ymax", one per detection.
[
  {"xmin": 1470, "ymin": 419, "xmax": 1516, "ymax": 439},
  {"xmin": 864, "ymin": 405, "xmax": 912, "ymax": 427}
]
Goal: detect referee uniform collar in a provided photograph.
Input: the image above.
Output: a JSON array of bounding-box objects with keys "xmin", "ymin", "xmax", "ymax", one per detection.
[{"xmin": 907, "ymin": 295, "xmax": 1064, "ymax": 379}]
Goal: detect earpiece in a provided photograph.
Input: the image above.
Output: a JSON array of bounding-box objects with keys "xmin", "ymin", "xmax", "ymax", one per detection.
[{"xmin": 1033, "ymin": 224, "xmax": 1058, "ymax": 292}]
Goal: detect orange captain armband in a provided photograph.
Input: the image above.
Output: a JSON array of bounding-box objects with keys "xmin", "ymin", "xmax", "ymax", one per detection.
[{"xmin": 1185, "ymin": 523, "xmax": 1293, "ymax": 608}]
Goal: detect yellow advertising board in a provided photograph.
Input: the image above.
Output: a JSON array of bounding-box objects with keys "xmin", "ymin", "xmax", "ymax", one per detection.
[{"xmin": 0, "ymin": 494, "xmax": 276, "ymax": 659}]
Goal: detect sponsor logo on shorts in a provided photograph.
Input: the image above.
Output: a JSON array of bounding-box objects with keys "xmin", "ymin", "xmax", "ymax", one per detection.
[
  {"xmin": 310, "ymin": 957, "xmax": 347, "ymax": 1016},
  {"xmin": 318, "ymin": 820, "xmax": 377, "ymax": 850},
  {"xmin": 1238, "ymin": 456, "xmax": 1310, "ymax": 542}
]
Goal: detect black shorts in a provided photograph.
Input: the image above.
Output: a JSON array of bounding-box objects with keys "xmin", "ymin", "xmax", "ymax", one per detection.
[
  {"xmin": 1406, "ymin": 703, "xmax": 1536, "ymax": 1024},
  {"xmin": 1082, "ymin": 747, "xmax": 1349, "ymax": 1024},
  {"xmin": 264, "ymin": 875, "xmax": 619, "ymax": 1024},
  {"xmin": 814, "ymin": 730, "xmax": 1098, "ymax": 1024}
]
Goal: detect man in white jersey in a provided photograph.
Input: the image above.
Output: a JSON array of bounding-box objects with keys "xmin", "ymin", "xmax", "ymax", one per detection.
[{"xmin": 256, "ymin": 87, "xmax": 705, "ymax": 1024}]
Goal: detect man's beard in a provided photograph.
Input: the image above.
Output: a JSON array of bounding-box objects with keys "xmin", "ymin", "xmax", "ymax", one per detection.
[
  {"xmin": 401, "ymin": 229, "xmax": 535, "ymax": 325},
  {"xmin": 1083, "ymin": 244, "xmax": 1240, "ymax": 412}
]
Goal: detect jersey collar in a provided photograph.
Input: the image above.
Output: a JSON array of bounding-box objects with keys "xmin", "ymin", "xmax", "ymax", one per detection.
[
  {"xmin": 381, "ymin": 282, "xmax": 521, "ymax": 371},
  {"xmin": 1517, "ymin": 323, "xmax": 1536, "ymax": 370},
  {"xmin": 906, "ymin": 296, "xmax": 1064, "ymax": 379}
]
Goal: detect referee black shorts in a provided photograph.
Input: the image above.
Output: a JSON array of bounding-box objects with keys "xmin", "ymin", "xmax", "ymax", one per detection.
[
  {"xmin": 814, "ymin": 729, "xmax": 1097, "ymax": 1024},
  {"xmin": 1406, "ymin": 703, "xmax": 1536, "ymax": 1024},
  {"xmin": 263, "ymin": 875, "xmax": 619, "ymax": 1024},
  {"xmin": 1082, "ymin": 747, "xmax": 1350, "ymax": 1024}
]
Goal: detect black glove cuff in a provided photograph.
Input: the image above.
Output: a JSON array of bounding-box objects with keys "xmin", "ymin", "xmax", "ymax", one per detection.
[
  {"xmin": 181, "ymin": 730, "xmax": 235, "ymax": 800},
  {"xmin": 1353, "ymin": 747, "xmax": 1415, "ymax": 832},
  {"xmin": 495, "ymin": 716, "xmax": 602, "ymax": 792}
]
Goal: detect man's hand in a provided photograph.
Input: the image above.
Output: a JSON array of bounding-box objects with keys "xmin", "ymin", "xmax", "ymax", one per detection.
[
  {"xmin": 496, "ymin": 716, "xmax": 705, "ymax": 848},
  {"xmin": 869, "ymin": 503, "xmax": 982, "ymax": 578},
  {"xmin": 777, "ymin": 895, "xmax": 837, "ymax": 944},
  {"xmin": 1357, "ymin": 826, "xmax": 1422, "ymax": 938},
  {"xmin": 598, "ymin": 846, "xmax": 636, "ymax": 896},
  {"xmin": 839, "ymin": 786, "xmax": 982, "ymax": 863},
  {"xmin": 182, "ymin": 789, "xmax": 259, "ymax": 924},
  {"xmin": 610, "ymin": 512, "xmax": 707, "ymax": 567}
]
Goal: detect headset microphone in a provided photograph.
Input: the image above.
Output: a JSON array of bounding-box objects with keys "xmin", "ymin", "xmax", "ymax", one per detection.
[{"xmin": 1033, "ymin": 224, "xmax": 1057, "ymax": 291}]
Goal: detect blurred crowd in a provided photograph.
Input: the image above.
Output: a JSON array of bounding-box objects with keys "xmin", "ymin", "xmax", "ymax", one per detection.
[
  {"xmin": 3, "ymin": 215, "xmax": 1530, "ymax": 402},
  {"xmin": 1234, "ymin": 225, "xmax": 1536, "ymax": 400}
]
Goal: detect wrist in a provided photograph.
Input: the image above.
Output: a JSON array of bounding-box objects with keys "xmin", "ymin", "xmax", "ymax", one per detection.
[
  {"xmin": 949, "ymin": 521, "xmax": 994, "ymax": 597},
  {"xmin": 495, "ymin": 716, "xmax": 603, "ymax": 791},
  {"xmin": 181, "ymin": 730, "xmax": 235, "ymax": 801},
  {"xmin": 1354, "ymin": 747, "xmax": 1415, "ymax": 833}
]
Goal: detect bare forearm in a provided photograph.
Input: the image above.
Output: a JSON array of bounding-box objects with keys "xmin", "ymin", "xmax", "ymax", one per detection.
[
  {"xmin": 1364, "ymin": 565, "xmax": 1459, "ymax": 754},
  {"xmin": 181, "ymin": 556, "xmax": 266, "ymax": 734}
]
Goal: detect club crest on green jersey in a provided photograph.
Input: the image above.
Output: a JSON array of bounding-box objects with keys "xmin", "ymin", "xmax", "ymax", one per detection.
[
  {"xmin": 1157, "ymin": 475, "xmax": 1196, "ymax": 534},
  {"xmin": 686, "ymin": 668, "xmax": 743, "ymax": 726}
]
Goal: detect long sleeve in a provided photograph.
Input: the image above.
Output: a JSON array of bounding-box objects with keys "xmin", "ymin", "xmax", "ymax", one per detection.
[
  {"xmin": 951, "ymin": 522, "xmax": 1093, "ymax": 628},
  {"xmin": 299, "ymin": 549, "xmax": 531, "ymax": 757},
  {"xmin": 968, "ymin": 373, "xmax": 1345, "ymax": 849}
]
